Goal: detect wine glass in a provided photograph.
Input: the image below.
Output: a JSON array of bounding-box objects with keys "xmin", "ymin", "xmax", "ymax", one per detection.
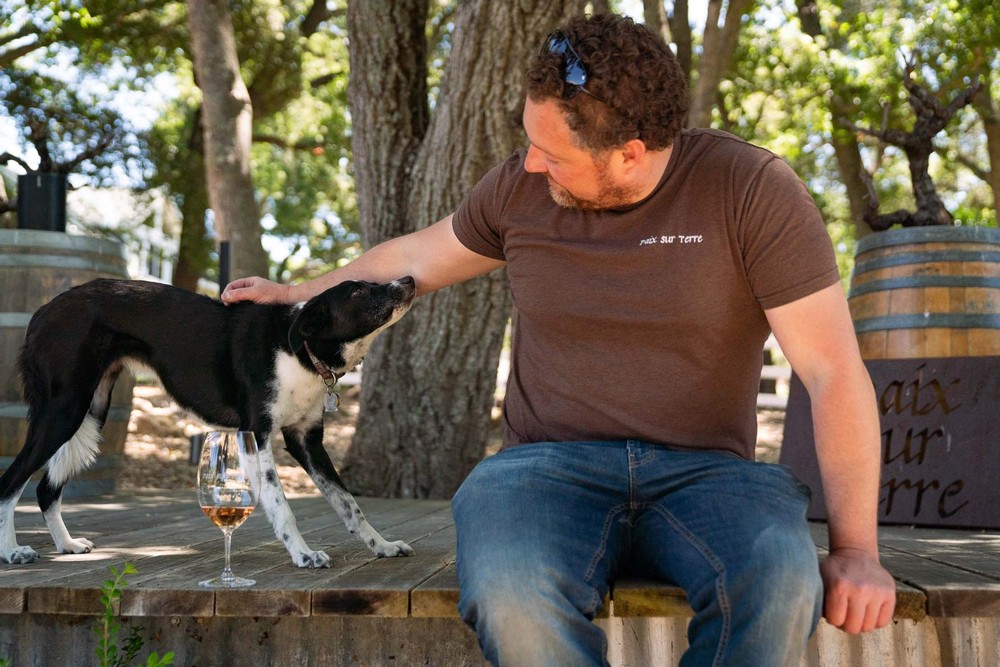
[{"xmin": 197, "ymin": 430, "xmax": 261, "ymax": 588}]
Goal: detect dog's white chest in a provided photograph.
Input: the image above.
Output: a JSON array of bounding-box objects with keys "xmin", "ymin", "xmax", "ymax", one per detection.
[{"xmin": 270, "ymin": 352, "xmax": 327, "ymax": 428}]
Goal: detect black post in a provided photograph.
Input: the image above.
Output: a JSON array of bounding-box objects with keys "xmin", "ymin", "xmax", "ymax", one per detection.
[
  {"xmin": 218, "ymin": 240, "xmax": 231, "ymax": 291},
  {"xmin": 17, "ymin": 173, "xmax": 67, "ymax": 232}
]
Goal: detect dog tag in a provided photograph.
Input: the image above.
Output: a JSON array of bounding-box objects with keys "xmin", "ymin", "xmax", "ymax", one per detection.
[{"xmin": 324, "ymin": 391, "xmax": 340, "ymax": 413}]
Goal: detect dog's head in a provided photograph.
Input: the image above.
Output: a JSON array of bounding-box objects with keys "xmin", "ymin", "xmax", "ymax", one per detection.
[{"xmin": 288, "ymin": 276, "xmax": 416, "ymax": 372}]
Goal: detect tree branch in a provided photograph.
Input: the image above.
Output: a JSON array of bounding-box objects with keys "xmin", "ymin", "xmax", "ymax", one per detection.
[
  {"xmin": 0, "ymin": 37, "xmax": 45, "ymax": 68},
  {"xmin": 61, "ymin": 132, "xmax": 116, "ymax": 173},
  {"xmin": 309, "ymin": 70, "xmax": 345, "ymax": 89},
  {"xmin": 0, "ymin": 22, "xmax": 40, "ymax": 48},
  {"xmin": 301, "ymin": 2, "xmax": 345, "ymax": 37},
  {"xmin": 939, "ymin": 143, "xmax": 991, "ymax": 182},
  {"xmin": 0, "ymin": 152, "xmax": 31, "ymax": 171},
  {"xmin": 27, "ymin": 119, "xmax": 54, "ymax": 172},
  {"xmin": 252, "ymin": 134, "xmax": 328, "ymax": 153}
]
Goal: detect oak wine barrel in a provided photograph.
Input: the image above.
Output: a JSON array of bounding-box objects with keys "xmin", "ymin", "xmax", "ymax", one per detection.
[
  {"xmin": 0, "ymin": 229, "xmax": 133, "ymax": 499},
  {"xmin": 848, "ymin": 226, "xmax": 1000, "ymax": 359}
]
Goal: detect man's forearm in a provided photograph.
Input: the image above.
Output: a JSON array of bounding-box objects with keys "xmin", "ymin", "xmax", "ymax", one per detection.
[
  {"xmin": 810, "ymin": 360, "xmax": 882, "ymax": 554},
  {"xmin": 286, "ymin": 235, "xmax": 417, "ymax": 302}
]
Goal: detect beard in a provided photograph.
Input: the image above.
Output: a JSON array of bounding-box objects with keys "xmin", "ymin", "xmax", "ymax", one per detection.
[
  {"xmin": 547, "ymin": 179, "xmax": 638, "ymax": 210},
  {"xmin": 545, "ymin": 159, "xmax": 643, "ymax": 211}
]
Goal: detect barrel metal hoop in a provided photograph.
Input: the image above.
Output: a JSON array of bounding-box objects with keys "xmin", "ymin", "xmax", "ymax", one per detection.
[
  {"xmin": 849, "ymin": 276, "xmax": 1000, "ymax": 297},
  {"xmin": 0, "ymin": 253, "xmax": 126, "ymax": 275},
  {"xmin": 0, "ymin": 402, "xmax": 132, "ymax": 420},
  {"xmin": 0, "ymin": 229, "xmax": 128, "ymax": 258},
  {"xmin": 853, "ymin": 251, "xmax": 1000, "ymax": 275},
  {"xmin": 855, "ymin": 226, "xmax": 1000, "ymax": 254},
  {"xmin": 853, "ymin": 314, "xmax": 1000, "ymax": 333}
]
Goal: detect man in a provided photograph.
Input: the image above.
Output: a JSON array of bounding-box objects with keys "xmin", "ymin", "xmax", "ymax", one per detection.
[{"xmin": 223, "ymin": 13, "xmax": 895, "ymax": 666}]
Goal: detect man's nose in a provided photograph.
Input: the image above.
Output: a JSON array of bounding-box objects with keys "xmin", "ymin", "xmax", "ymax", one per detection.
[{"xmin": 523, "ymin": 145, "xmax": 546, "ymax": 174}]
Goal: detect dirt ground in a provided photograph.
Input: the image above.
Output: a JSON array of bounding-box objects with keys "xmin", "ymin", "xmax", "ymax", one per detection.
[{"xmin": 119, "ymin": 383, "xmax": 787, "ymax": 494}]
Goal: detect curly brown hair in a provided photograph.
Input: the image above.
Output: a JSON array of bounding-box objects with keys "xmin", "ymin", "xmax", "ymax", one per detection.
[{"xmin": 525, "ymin": 13, "xmax": 689, "ymax": 152}]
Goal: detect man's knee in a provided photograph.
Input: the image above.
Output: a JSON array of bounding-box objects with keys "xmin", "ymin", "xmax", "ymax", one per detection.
[
  {"xmin": 457, "ymin": 564, "xmax": 609, "ymax": 667},
  {"xmin": 737, "ymin": 525, "xmax": 823, "ymax": 627}
]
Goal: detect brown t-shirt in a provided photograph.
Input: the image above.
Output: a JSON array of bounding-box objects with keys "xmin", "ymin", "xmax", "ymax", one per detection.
[{"xmin": 453, "ymin": 128, "xmax": 839, "ymax": 459}]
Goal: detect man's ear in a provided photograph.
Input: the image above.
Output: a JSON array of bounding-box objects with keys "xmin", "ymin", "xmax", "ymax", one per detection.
[
  {"xmin": 620, "ymin": 138, "xmax": 647, "ymax": 169},
  {"xmin": 288, "ymin": 303, "xmax": 326, "ymax": 353}
]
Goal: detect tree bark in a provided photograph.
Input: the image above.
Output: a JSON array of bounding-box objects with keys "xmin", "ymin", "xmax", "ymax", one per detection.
[
  {"xmin": 686, "ymin": 0, "xmax": 755, "ymax": 128},
  {"xmin": 343, "ymin": 0, "xmax": 586, "ymax": 498},
  {"xmin": 973, "ymin": 69, "xmax": 1000, "ymax": 223},
  {"xmin": 643, "ymin": 0, "xmax": 673, "ymax": 46},
  {"xmin": 670, "ymin": 1, "xmax": 693, "ymax": 85},
  {"xmin": 186, "ymin": 0, "xmax": 268, "ymax": 281}
]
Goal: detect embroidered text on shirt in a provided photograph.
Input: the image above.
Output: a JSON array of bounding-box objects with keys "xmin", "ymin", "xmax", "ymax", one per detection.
[{"xmin": 639, "ymin": 235, "xmax": 704, "ymax": 246}]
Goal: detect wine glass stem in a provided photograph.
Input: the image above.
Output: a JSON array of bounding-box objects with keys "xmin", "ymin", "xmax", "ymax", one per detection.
[{"xmin": 222, "ymin": 528, "xmax": 234, "ymax": 579}]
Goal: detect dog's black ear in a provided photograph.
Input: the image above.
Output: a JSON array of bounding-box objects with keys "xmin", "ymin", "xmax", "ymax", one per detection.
[{"xmin": 288, "ymin": 303, "xmax": 327, "ymax": 353}]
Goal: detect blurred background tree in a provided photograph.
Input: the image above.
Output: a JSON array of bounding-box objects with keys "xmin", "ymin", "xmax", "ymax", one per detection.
[{"xmin": 1, "ymin": 0, "xmax": 361, "ymax": 288}]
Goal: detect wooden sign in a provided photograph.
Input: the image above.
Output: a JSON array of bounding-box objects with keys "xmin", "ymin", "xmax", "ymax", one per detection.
[{"xmin": 779, "ymin": 356, "xmax": 1000, "ymax": 529}]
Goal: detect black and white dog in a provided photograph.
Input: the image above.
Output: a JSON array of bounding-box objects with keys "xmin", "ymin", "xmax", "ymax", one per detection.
[{"xmin": 0, "ymin": 276, "xmax": 416, "ymax": 567}]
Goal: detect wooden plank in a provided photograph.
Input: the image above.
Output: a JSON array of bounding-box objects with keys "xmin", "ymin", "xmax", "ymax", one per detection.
[
  {"xmin": 0, "ymin": 587, "xmax": 23, "ymax": 614},
  {"xmin": 875, "ymin": 525, "xmax": 1000, "ymax": 581},
  {"xmin": 211, "ymin": 500, "xmax": 452, "ymax": 618},
  {"xmin": 121, "ymin": 588, "xmax": 216, "ymax": 617},
  {"xmin": 876, "ymin": 527, "xmax": 1000, "ymax": 619},
  {"xmin": 124, "ymin": 495, "xmax": 427, "ymax": 588},
  {"xmin": 311, "ymin": 514, "xmax": 456, "ymax": 617},
  {"xmin": 878, "ymin": 547, "xmax": 1000, "ymax": 618},
  {"xmin": 215, "ymin": 586, "xmax": 311, "ymax": 618},
  {"xmin": 410, "ymin": 564, "xmax": 461, "ymax": 618},
  {"xmin": 28, "ymin": 585, "xmax": 112, "ymax": 616},
  {"xmin": 611, "ymin": 579, "xmax": 691, "ymax": 618}
]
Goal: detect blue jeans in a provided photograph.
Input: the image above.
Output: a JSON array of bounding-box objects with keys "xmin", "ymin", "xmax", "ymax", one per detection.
[{"xmin": 452, "ymin": 441, "xmax": 823, "ymax": 667}]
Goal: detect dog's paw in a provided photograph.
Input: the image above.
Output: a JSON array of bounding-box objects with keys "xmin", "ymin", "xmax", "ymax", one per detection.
[
  {"xmin": 3, "ymin": 546, "xmax": 40, "ymax": 564},
  {"xmin": 57, "ymin": 538, "xmax": 95, "ymax": 555},
  {"xmin": 375, "ymin": 540, "xmax": 414, "ymax": 558},
  {"xmin": 294, "ymin": 550, "xmax": 332, "ymax": 569}
]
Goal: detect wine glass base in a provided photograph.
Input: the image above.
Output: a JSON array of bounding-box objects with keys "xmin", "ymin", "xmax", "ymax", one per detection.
[{"xmin": 199, "ymin": 575, "xmax": 256, "ymax": 588}]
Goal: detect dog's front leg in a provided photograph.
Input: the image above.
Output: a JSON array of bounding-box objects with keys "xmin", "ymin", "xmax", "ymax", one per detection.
[
  {"xmin": 283, "ymin": 425, "xmax": 413, "ymax": 558},
  {"xmin": 254, "ymin": 441, "xmax": 331, "ymax": 568}
]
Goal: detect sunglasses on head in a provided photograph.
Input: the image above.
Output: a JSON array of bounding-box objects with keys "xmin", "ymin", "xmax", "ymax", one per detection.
[{"xmin": 542, "ymin": 29, "xmax": 608, "ymax": 106}]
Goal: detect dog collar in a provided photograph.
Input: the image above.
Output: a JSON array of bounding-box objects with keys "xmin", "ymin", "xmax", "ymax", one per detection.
[{"xmin": 303, "ymin": 341, "xmax": 344, "ymax": 412}]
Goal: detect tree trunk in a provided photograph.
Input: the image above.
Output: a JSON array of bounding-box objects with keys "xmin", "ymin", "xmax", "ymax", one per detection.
[
  {"xmin": 687, "ymin": 0, "xmax": 755, "ymax": 128},
  {"xmin": 343, "ymin": 0, "xmax": 586, "ymax": 499},
  {"xmin": 830, "ymin": 99, "xmax": 875, "ymax": 238},
  {"xmin": 172, "ymin": 153, "xmax": 211, "ymax": 290},
  {"xmin": 796, "ymin": 0, "xmax": 873, "ymax": 238},
  {"xmin": 671, "ymin": 1, "xmax": 693, "ymax": 85},
  {"xmin": 973, "ymin": 70, "xmax": 1000, "ymax": 223},
  {"xmin": 643, "ymin": 0, "xmax": 673, "ymax": 46},
  {"xmin": 186, "ymin": 0, "xmax": 268, "ymax": 281}
]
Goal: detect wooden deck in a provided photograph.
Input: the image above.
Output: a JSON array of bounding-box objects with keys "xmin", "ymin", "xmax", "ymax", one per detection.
[{"xmin": 2, "ymin": 491, "xmax": 1000, "ymax": 665}]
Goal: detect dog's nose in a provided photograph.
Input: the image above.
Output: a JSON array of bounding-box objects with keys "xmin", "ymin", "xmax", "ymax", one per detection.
[{"xmin": 398, "ymin": 276, "xmax": 414, "ymax": 286}]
